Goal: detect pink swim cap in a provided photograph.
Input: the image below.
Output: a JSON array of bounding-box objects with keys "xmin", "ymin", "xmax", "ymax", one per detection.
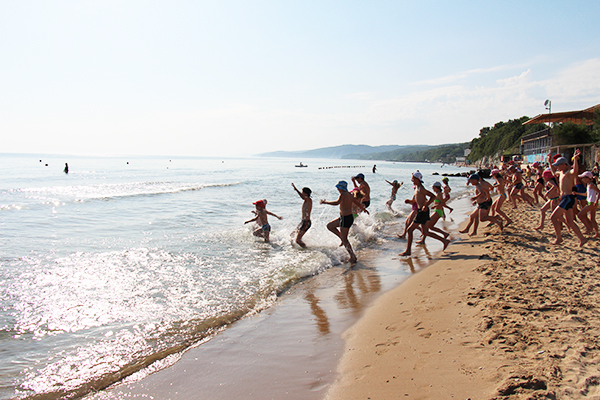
[
  {"xmin": 491, "ymin": 169, "xmax": 500, "ymax": 176},
  {"xmin": 542, "ymin": 169, "xmax": 554, "ymax": 179}
]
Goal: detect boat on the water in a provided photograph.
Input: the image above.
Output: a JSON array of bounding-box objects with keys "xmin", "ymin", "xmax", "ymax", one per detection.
[{"xmin": 295, "ymin": 162, "xmax": 308, "ymax": 167}]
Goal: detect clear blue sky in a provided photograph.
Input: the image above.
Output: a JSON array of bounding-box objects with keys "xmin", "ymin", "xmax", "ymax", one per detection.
[{"xmin": 2, "ymin": 1, "xmax": 599, "ymax": 157}]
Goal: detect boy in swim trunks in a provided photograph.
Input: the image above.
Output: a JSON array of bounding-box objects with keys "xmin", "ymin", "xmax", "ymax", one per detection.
[
  {"xmin": 385, "ymin": 179, "xmax": 403, "ymax": 212},
  {"xmin": 460, "ymin": 174, "xmax": 503, "ymax": 235},
  {"xmin": 400, "ymin": 172, "xmax": 450, "ymax": 256},
  {"xmin": 244, "ymin": 199, "xmax": 283, "ymax": 243},
  {"xmin": 548, "ymin": 150, "xmax": 587, "ymax": 246},
  {"xmin": 291, "ymin": 183, "xmax": 313, "ymax": 248},
  {"xmin": 321, "ymin": 181, "xmax": 369, "ymax": 263}
]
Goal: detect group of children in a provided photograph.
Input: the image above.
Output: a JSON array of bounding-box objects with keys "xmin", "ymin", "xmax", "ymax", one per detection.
[
  {"xmin": 461, "ymin": 149, "xmax": 599, "ymax": 246},
  {"xmin": 245, "ymin": 151, "xmax": 599, "ymax": 263}
]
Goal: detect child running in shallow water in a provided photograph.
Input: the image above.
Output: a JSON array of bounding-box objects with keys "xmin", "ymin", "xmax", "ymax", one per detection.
[
  {"xmin": 441, "ymin": 177, "xmax": 453, "ymax": 215},
  {"xmin": 417, "ymin": 181, "xmax": 449, "ymax": 244},
  {"xmin": 291, "ymin": 183, "xmax": 312, "ymax": 247},
  {"xmin": 577, "ymin": 171, "xmax": 600, "ymax": 238},
  {"xmin": 400, "ymin": 172, "xmax": 450, "ymax": 256},
  {"xmin": 244, "ymin": 199, "xmax": 283, "ymax": 243},
  {"xmin": 321, "ymin": 181, "xmax": 369, "ymax": 264},
  {"xmin": 385, "ymin": 179, "xmax": 403, "ymax": 212}
]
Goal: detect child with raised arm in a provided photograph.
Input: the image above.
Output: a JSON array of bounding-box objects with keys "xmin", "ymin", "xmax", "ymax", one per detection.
[
  {"xmin": 577, "ymin": 171, "xmax": 600, "ymax": 238},
  {"xmin": 534, "ymin": 169, "xmax": 560, "ymax": 231},
  {"xmin": 321, "ymin": 181, "xmax": 369, "ymax": 264},
  {"xmin": 400, "ymin": 172, "xmax": 450, "ymax": 256},
  {"xmin": 441, "ymin": 177, "xmax": 454, "ymax": 214},
  {"xmin": 549, "ymin": 150, "xmax": 587, "ymax": 246},
  {"xmin": 244, "ymin": 199, "xmax": 283, "ymax": 243},
  {"xmin": 385, "ymin": 179, "xmax": 403, "ymax": 212},
  {"xmin": 291, "ymin": 183, "xmax": 313, "ymax": 248}
]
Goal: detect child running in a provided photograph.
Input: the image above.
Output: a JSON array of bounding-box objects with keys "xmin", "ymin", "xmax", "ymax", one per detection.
[
  {"xmin": 534, "ymin": 169, "xmax": 560, "ymax": 231},
  {"xmin": 400, "ymin": 172, "xmax": 450, "ymax": 256},
  {"xmin": 460, "ymin": 174, "xmax": 503, "ymax": 235},
  {"xmin": 441, "ymin": 177, "xmax": 454, "ymax": 214},
  {"xmin": 291, "ymin": 183, "xmax": 313, "ymax": 248},
  {"xmin": 490, "ymin": 169, "xmax": 513, "ymax": 226},
  {"xmin": 548, "ymin": 150, "xmax": 587, "ymax": 247},
  {"xmin": 385, "ymin": 179, "xmax": 403, "ymax": 212},
  {"xmin": 577, "ymin": 171, "xmax": 600, "ymax": 238},
  {"xmin": 321, "ymin": 181, "xmax": 369, "ymax": 263},
  {"xmin": 416, "ymin": 181, "xmax": 450, "ymax": 244},
  {"xmin": 244, "ymin": 199, "xmax": 283, "ymax": 243}
]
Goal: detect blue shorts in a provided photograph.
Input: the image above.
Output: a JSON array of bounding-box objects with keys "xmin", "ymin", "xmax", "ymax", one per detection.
[
  {"xmin": 558, "ymin": 195, "xmax": 576, "ymax": 210},
  {"xmin": 261, "ymin": 223, "xmax": 271, "ymax": 232}
]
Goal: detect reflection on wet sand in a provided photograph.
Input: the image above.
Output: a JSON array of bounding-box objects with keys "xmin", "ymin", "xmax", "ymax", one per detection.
[
  {"xmin": 334, "ymin": 263, "xmax": 382, "ymax": 314},
  {"xmin": 304, "ymin": 291, "xmax": 330, "ymax": 335}
]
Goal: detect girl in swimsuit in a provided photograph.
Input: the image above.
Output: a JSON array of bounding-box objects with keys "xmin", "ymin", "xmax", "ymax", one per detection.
[
  {"xmin": 577, "ymin": 171, "xmax": 600, "ymax": 237},
  {"xmin": 417, "ymin": 182, "xmax": 449, "ymax": 244},
  {"xmin": 490, "ymin": 169, "xmax": 513, "ymax": 226},
  {"xmin": 535, "ymin": 169, "xmax": 560, "ymax": 231}
]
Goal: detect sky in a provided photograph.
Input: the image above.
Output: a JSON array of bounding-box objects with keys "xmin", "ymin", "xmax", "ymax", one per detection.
[{"xmin": 1, "ymin": 1, "xmax": 600, "ymax": 157}]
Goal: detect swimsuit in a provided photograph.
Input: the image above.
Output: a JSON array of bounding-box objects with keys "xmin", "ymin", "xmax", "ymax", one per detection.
[
  {"xmin": 537, "ymin": 178, "xmax": 544, "ymax": 185},
  {"xmin": 415, "ymin": 208, "xmax": 430, "ymax": 225},
  {"xmin": 362, "ymin": 200, "xmax": 370, "ymax": 208},
  {"xmin": 261, "ymin": 223, "xmax": 271, "ymax": 232},
  {"xmin": 390, "ymin": 195, "xmax": 396, "ymax": 201},
  {"xmin": 435, "ymin": 208, "xmax": 444, "ymax": 218},
  {"xmin": 575, "ymin": 184, "xmax": 586, "ymax": 201},
  {"xmin": 477, "ymin": 200, "xmax": 493, "ymax": 210},
  {"xmin": 339, "ymin": 214, "xmax": 354, "ymax": 228},
  {"xmin": 587, "ymin": 186, "xmax": 599, "ymax": 205},
  {"xmin": 558, "ymin": 194, "xmax": 576, "ymax": 210},
  {"xmin": 514, "ymin": 182, "xmax": 524, "ymax": 190},
  {"xmin": 297, "ymin": 220, "xmax": 311, "ymax": 232}
]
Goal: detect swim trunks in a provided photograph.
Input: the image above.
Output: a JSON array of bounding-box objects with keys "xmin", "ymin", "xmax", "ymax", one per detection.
[
  {"xmin": 514, "ymin": 182, "xmax": 524, "ymax": 190},
  {"xmin": 537, "ymin": 177, "xmax": 544, "ymax": 185},
  {"xmin": 558, "ymin": 194, "xmax": 576, "ymax": 210},
  {"xmin": 261, "ymin": 223, "xmax": 271, "ymax": 232},
  {"xmin": 390, "ymin": 195, "xmax": 396, "ymax": 201},
  {"xmin": 477, "ymin": 200, "xmax": 493, "ymax": 210},
  {"xmin": 339, "ymin": 214, "xmax": 354, "ymax": 228},
  {"xmin": 362, "ymin": 200, "xmax": 370, "ymax": 208},
  {"xmin": 415, "ymin": 208, "xmax": 430, "ymax": 225},
  {"xmin": 297, "ymin": 220, "xmax": 311, "ymax": 232}
]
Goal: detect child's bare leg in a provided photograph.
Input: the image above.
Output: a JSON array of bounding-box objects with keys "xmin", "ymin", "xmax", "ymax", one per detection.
[
  {"xmin": 565, "ymin": 210, "xmax": 587, "ymax": 246},
  {"xmin": 459, "ymin": 210, "xmax": 477, "ymax": 234},
  {"xmin": 400, "ymin": 223, "xmax": 417, "ymax": 256},
  {"xmin": 535, "ymin": 201, "xmax": 551, "ymax": 230},
  {"xmin": 423, "ymin": 226, "xmax": 451, "ymax": 250},
  {"xmin": 326, "ymin": 219, "xmax": 343, "ymax": 245},
  {"xmin": 340, "ymin": 227, "xmax": 357, "ymax": 263},
  {"xmin": 578, "ymin": 205, "xmax": 593, "ymax": 234},
  {"xmin": 296, "ymin": 229, "xmax": 308, "ymax": 247},
  {"xmin": 550, "ymin": 207, "xmax": 566, "ymax": 245}
]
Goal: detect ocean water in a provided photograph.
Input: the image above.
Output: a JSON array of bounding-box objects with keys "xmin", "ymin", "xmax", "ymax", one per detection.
[{"xmin": 0, "ymin": 154, "xmax": 473, "ymax": 399}]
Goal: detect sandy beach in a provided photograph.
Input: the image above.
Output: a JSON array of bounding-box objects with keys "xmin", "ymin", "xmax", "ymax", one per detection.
[{"xmin": 326, "ymin": 201, "xmax": 600, "ymax": 399}]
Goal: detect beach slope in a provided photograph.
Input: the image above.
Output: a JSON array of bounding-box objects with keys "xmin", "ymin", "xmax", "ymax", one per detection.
[{"xmin": 327, "ymin": 204, "xmax": 600, "ymax": 399}]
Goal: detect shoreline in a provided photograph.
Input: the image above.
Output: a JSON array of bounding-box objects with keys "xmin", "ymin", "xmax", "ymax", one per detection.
[
  {"xmin": 326, "ymin": 202, "xmax": 600, "ymax": 399},
  {"xmin": 91, "ymin": 200, "xmax": 473, "ymax": 399}
]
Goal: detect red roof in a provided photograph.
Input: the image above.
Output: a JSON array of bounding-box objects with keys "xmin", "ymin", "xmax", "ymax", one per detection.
[{"xmin": 523, "ymin": 103, "xmax": 600, "ymax": 125}]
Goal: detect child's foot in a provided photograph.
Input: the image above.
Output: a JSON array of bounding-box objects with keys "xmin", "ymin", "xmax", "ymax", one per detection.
[
  {"xmin": 534, "ymin": 225, "xmax": 542, "ymax": 231},
  {"xmin": 442, "ymin": 239, "xmax": 450, "ymax": 251},
  {"xmin": 579, "ymin": 238, "xmax": 588, "ymax": 247},
  {"xmin": 459, "ymin": 228, "xmax": 469, "ymax": 234},
  {"xmin": 552, "ymin": 238, "xmax": 563, "ymax": 245},
  {"xmin": 449, "ymin": 208, "xmax": 453, "ymax": 214},
  {"xmin": 349, "ymin": 256, "xmax": 357, "ymax": 264},
  {"xmin": 399, "ymin": 250, "xmax": 411, "ymax": 256},
  {"xmin": 296, "ymin": 239, "xmax": 306, "ymax": 248}
]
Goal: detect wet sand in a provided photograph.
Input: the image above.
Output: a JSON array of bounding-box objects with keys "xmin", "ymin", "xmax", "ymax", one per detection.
[
  {"xmin": 326, "ymin": 201, "xmax": 600, "ymax": 399},
  {"xmin": 89, "ymin": 203, "xmax": 469, "ymax": 400}
]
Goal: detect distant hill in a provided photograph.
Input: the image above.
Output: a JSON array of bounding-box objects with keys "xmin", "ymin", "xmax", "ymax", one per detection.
[
  {"xmin": 350, "ymin": 143, "xmax": 470, "ymax": 163},
  {"xmin": 257, "ymin": 144, "xmax": 402, "ymax": 159}
]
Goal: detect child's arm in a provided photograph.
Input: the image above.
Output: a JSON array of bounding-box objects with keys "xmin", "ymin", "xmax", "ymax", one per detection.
[
  {"xmin": 572, "ymin": 149, "xmax": 581, "ymax": 176},
  {"xmin": 385, "ymin": 180, "xmax": 392, "ymax": 185},
  {"xmin": 291, "ymin": 183, "xmax": 305, "ymax": 199},
  {"xmin": 423, "ymin": 189, "xmax": 436, "ymax": 209},
  {"xmin": 244, "ymin": 216, "xmax": 258, "ymax": 224},
  {"xmin": 266, "ymin": 211, "xmax": 283, "ymax": 220},
  {"xmin": 321, "ymin": 195, "xmax": 341, "ymax": 206}
]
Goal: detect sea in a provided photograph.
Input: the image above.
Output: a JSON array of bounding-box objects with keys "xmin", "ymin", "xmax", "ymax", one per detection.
[{"xmin": 0, "ymin": 154, "xmax": 474, "ymax": 399}]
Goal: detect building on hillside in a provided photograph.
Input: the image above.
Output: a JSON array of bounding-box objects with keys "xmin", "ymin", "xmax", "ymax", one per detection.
[{"xmin": 521, "ymin": 103, "xmax": 600, "ymax": 165}]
